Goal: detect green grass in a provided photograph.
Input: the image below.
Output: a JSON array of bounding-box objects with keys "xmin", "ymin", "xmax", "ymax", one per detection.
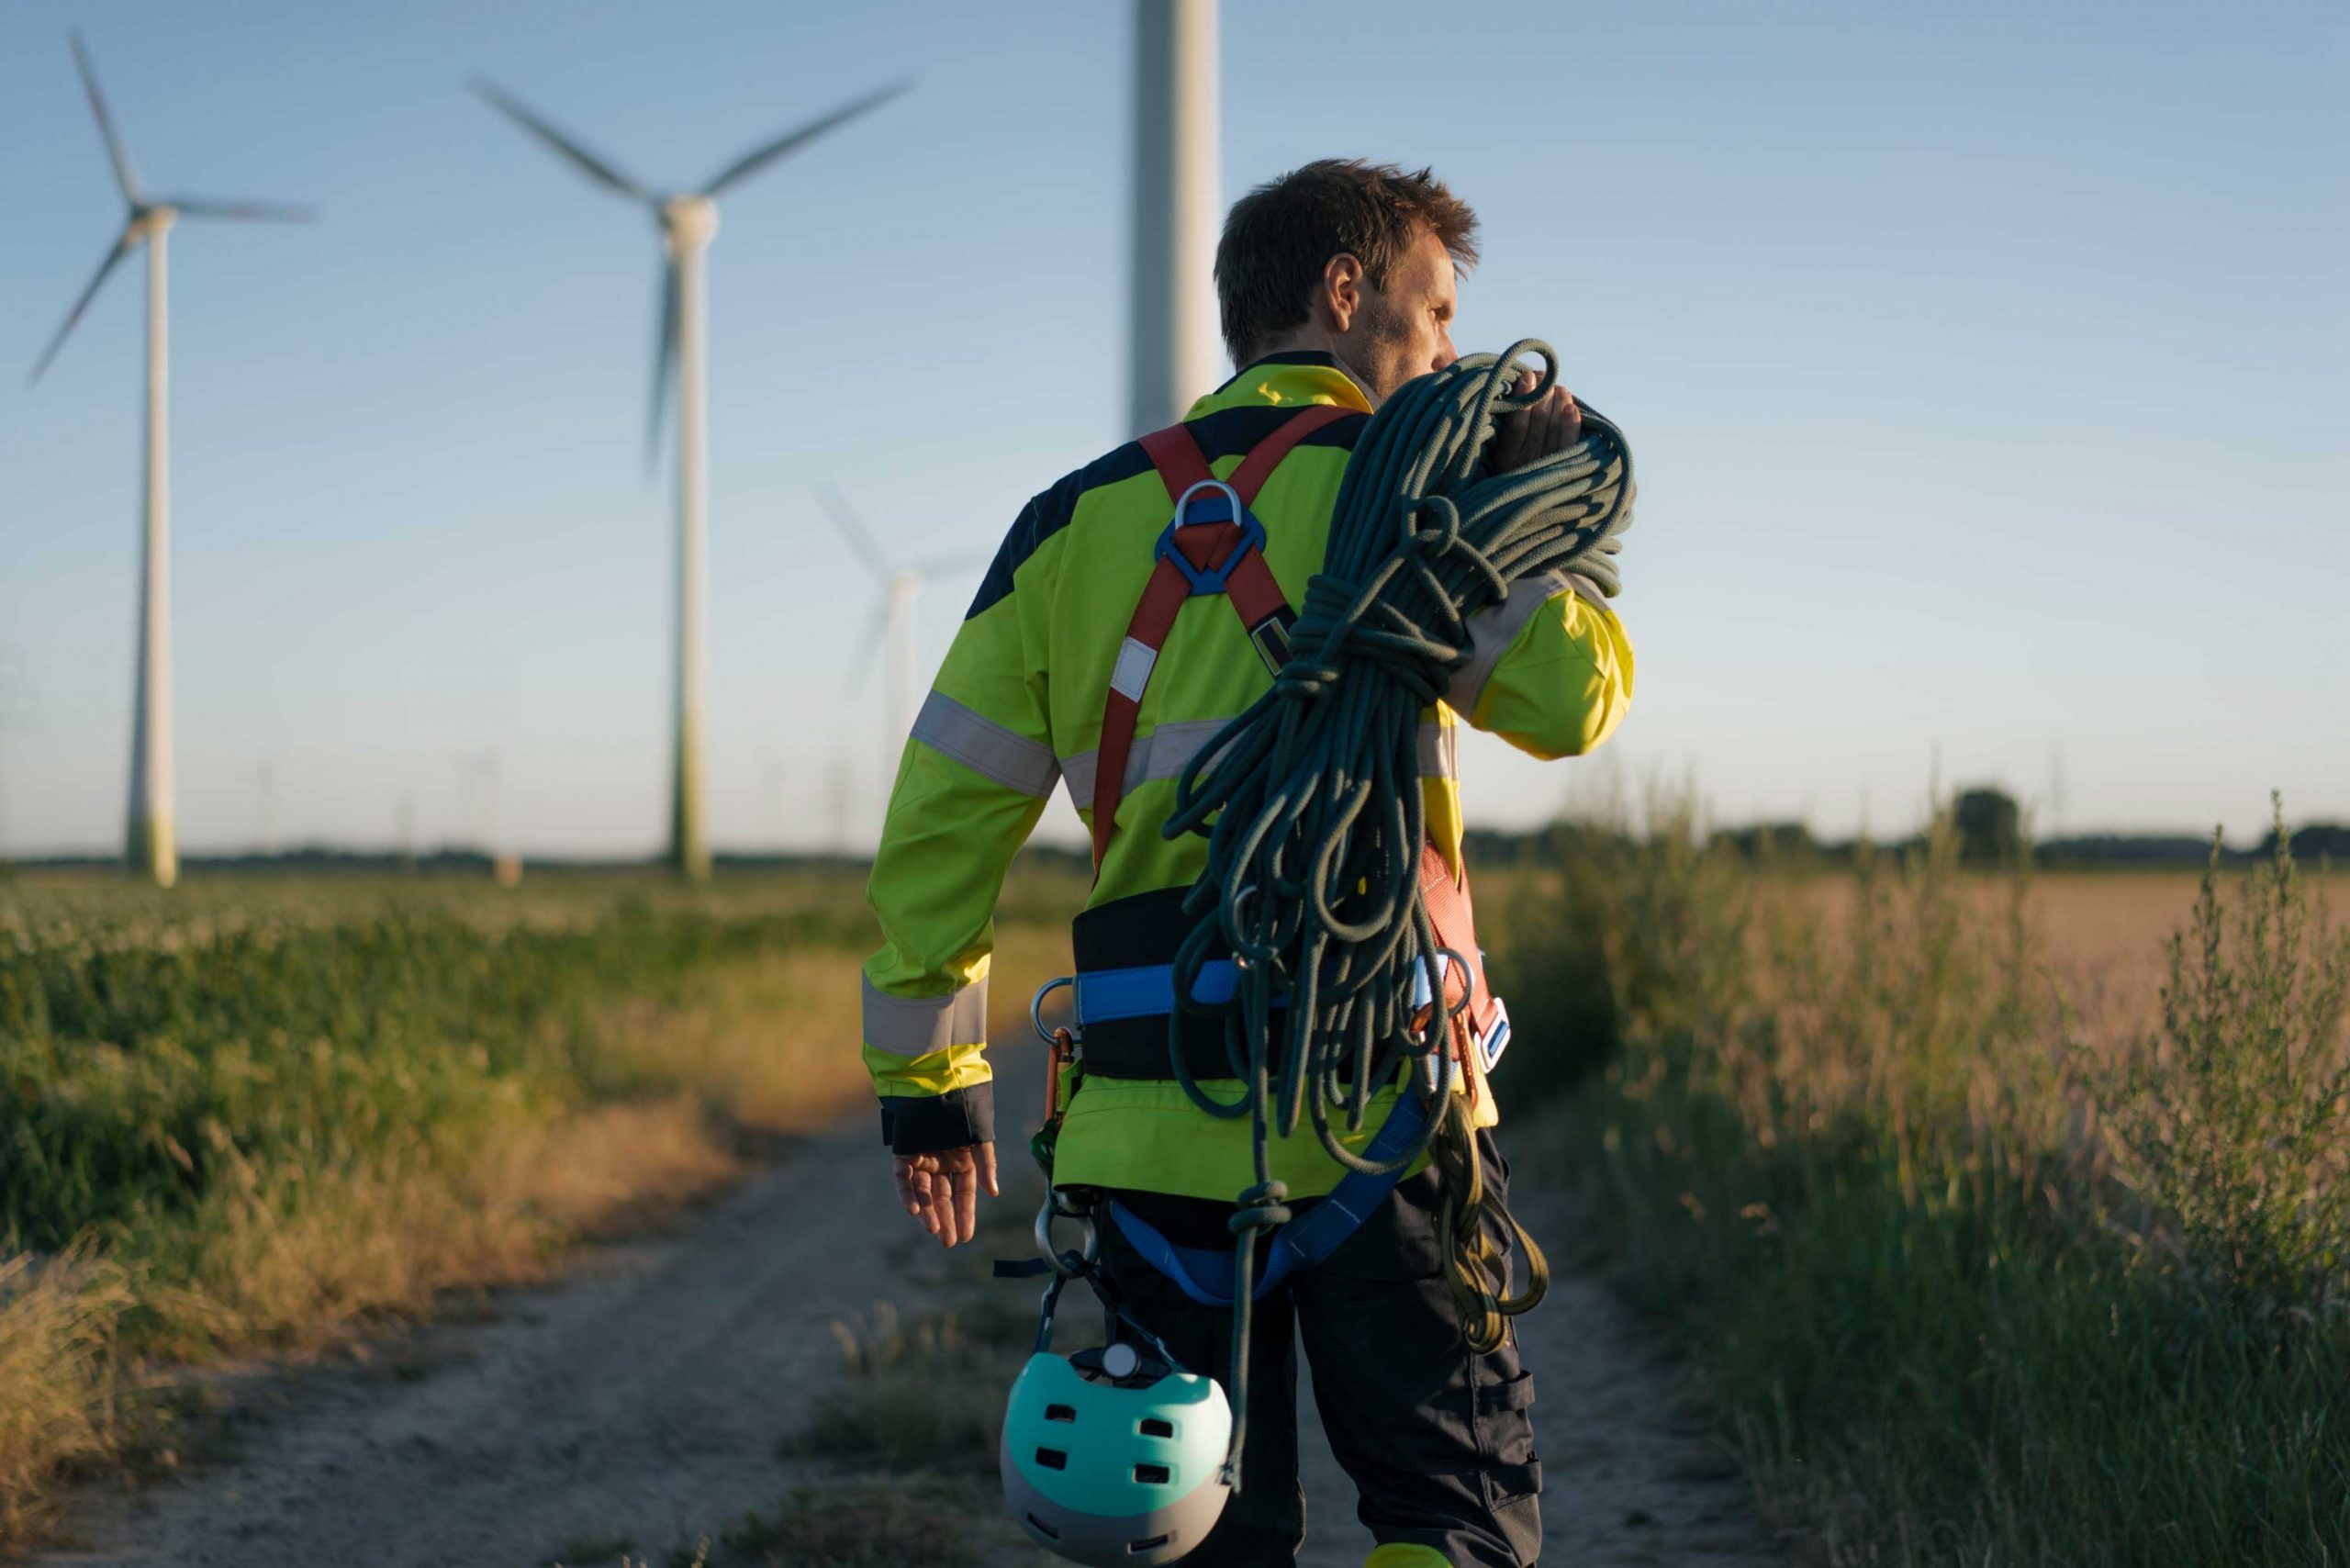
[
  {"xmin": 0, "ymin": 871, "xmax": 883, "ymax": 1546},
  {"xmin": 714, "ymin": 1476, "xmax": 1003, "ymax": 1567},
  {"xmin": 1488, "ymin": 800, "xmax": 2350, "ymax": 1565},
  {"xmin": 786, "ymin": 1303, "xmax": 1013, "ymax": 1478}
]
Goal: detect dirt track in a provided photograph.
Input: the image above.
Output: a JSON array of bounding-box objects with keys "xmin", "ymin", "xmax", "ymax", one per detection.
[{"xmin": 38, "ymin": 1090, "xmax": 1782, "ymax": 1567}]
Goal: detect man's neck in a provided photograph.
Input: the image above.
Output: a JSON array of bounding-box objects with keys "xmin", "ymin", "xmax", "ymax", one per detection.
[{"xmin": 1253, "ymin": 330, "xmax": 1380, "ymax": 407}]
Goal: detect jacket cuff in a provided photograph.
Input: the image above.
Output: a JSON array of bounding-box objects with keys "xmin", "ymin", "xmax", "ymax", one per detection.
[{"xmin": 879, "ymin": 1082, "xmax": 997, "ymax": 1156}]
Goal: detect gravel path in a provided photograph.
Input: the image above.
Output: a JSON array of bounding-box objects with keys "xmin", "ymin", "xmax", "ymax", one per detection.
[{"xmin": 37, "ymin": 1079, "xmax": 1780, "ymax": 1567}]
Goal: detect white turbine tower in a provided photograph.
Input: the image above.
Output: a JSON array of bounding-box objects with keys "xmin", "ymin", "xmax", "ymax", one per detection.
[
  {"xmin": 1129, "ymin": 0, "xmax": 1222, "ymax": 435},
  {"xmin": 471, "ymin": 75, "xmax": 908, "ymax": 881},
  {"xmin": 31, "ymin": 32, "xmax": 312, "ymax": 889},
  {"xmin": 816, "ymin": 489, "xmax": 984, "ymax": 790}
]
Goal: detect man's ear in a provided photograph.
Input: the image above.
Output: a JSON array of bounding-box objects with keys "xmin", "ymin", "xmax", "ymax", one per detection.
[{"xmin": 1317, "ymin": 252, "xmax": 1367, "ymax": 335}]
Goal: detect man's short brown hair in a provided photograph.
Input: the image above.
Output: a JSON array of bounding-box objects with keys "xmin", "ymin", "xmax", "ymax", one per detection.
[{"xmin": 1214, "ymin": 159, "xmax": 1480, "ymax": 368}]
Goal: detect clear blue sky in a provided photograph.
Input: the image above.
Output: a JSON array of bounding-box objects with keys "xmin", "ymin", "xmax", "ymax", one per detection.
[{"xmin": 2, "ymin": 0, "xmax": 2341, "ymax": 857}]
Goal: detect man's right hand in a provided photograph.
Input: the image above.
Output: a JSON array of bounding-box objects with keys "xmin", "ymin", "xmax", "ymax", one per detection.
[
  {"xmin": 892, "ymin": 1142, "xmax": 1000, "ymax": 1248},
  {"xmin": 1488, "ymin": 368, "xmax": 1583, "ymax": 473}
]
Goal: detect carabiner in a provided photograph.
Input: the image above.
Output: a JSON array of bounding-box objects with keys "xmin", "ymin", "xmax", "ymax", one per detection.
[{"xmin": 1034, "ymin": 1189, "xmax": 1100, "ymax": 1281}]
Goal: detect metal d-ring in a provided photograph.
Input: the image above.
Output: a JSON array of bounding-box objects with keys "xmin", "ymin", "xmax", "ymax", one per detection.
[
  {"xmin": 1031, "ymin": 975, "xmax": 1076, "ymax": 1046},
  {"xmin": 1170, "ymin": 477, "xmax": 1247, "ymax": 529}
]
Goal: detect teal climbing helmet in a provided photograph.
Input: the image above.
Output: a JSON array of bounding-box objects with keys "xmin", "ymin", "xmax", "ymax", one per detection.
[{"xmin": 1001, "ymin": 1341, "xmax": 1232, "ymax": 1565}]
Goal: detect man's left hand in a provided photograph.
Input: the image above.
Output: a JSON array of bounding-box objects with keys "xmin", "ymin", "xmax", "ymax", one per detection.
[
  {"xmin": 892, "ymin": 1142, "xmax": 1000, "ymax": 1248},
  {"xmin": 1488, "ymin": 368, "xmax": 1582, "ymax": 473}
]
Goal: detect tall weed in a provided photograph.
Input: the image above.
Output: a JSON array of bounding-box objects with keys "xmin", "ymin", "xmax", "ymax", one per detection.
[
  {"xmin": 2094, "ymin": 801, "xmax": 2350, "ymax": 1338},
  {"xmin": 1494, "ymin": 790, "xmax": 2350, "ymax": 1566}
]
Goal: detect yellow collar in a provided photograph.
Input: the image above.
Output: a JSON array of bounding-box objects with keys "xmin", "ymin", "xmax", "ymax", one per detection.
[{"xmin": 1183, "ymin": 352, "xmax": 1374, "ymax": 420}]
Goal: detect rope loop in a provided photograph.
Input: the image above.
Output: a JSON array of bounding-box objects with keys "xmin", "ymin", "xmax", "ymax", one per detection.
[{"xmin": 1155, "ymin": 342, "xmax": 1631, "ymax": 1485}]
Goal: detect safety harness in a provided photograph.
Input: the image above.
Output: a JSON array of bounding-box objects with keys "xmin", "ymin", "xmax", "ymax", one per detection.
[{"xmin": 1086, "ymin": 401, "xmax": 1348, "ymax": 873}]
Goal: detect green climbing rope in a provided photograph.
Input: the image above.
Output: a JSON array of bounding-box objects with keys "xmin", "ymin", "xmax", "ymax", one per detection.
[{"xmin": 1158, "ymin": 341, "xmax": 1636, "ymax": 1483}]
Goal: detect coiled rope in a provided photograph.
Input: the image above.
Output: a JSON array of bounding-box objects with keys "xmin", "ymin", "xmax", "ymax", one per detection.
[{"xmin": 1157, "ymin": 341, "xmax": 1635, "ymax": 1484}]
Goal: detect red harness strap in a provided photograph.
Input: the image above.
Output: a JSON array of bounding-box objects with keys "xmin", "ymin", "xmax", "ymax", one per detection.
[{"xmin": 1089, "ymin": 404, "xmax": 1351, "ymax": 874}]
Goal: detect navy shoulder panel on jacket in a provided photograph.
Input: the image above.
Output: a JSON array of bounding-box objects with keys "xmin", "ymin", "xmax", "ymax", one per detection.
[{"xmin": 965, "ymin": 408, "xmax": 1366, "ymax": 620}]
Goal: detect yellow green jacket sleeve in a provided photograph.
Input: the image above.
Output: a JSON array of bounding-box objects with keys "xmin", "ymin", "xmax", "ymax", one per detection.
[
  {"xmin": 860, "ymin": 488, "xmax": 1062, "ymax": 1155},
  {"xmin": 1443, "ymin": 569, "xmax": 1634, "ymax": 757}
]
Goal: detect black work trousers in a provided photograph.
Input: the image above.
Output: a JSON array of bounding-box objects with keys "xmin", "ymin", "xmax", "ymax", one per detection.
[{"xmin": 1096, "ymin": 1127, "xmax": 1542, "ymax": 1567}]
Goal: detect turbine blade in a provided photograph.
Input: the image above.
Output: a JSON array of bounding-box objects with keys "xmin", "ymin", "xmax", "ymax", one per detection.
[
  {"xmin": 846, "ymin": 600, "xmax": 890, "ymax": 688},
  {"xmin": 69, "ymin": 32, "xmax": 140, "ymax": 202},
  {"xmin": 816, "ymin": 487, "xmax": 892, "ymax": 585},
  {"xmin": 29, "ymin": 230, "xmax": 134, "ymax": 384},
  {"xmin": 647, "ymin": 256, "xmax": 679, "ymax": 472},
  {"xmin": 469, "ymin": 78, "xmax": 650, "ymax": 201},
  {"xmin": 699, "ymin": 79, "xmax": 910, "ymax": 197},
  {"xmin": 163, "ymin": 196, "xmax": 317, "ymax": 222}
]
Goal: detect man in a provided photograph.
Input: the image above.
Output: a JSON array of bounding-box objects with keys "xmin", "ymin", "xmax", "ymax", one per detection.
[{"xmin": 861, "ymin": 160, "xmax": 1634, "ymax": 1566}]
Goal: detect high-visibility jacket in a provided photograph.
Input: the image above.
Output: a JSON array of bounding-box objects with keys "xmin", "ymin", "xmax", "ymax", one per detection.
[{"xmin": 861, "ymin": 352, "xmax": 1634, "ymax": 1200}]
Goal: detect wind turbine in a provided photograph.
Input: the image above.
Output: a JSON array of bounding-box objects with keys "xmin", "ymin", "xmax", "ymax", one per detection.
[
  {"xmin": 471, "ymin": 74, "xmax": 908, "ymax": 881},
  {"xmin": 30, "ymin": 32, "xmax": 312, "ymax": 889},
  {"xmin": 1129, "ymin": 0, "xmax": 1221, "ymax": 434},
  {"xmin": 816, "ymin": 488, "xmax": 985, "ymax": 790}
]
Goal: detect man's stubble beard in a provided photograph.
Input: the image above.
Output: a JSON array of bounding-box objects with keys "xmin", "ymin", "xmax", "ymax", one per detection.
[{"xmin": 1342, "ymin": 302, "xmax": 1421, "ymax": 408}]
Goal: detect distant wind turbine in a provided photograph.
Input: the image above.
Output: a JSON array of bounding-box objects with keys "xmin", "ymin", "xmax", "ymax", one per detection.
[
  {"xmin": 471, "ymin": 73, "xmax": 908, "ymax": 881},
  {"xmin": 30, "ymin": 32, "xmax": 312, "ymax": 889},
  {"xmin": 817, "ymin": 488, "xmax": 985, "ymax": 788}
]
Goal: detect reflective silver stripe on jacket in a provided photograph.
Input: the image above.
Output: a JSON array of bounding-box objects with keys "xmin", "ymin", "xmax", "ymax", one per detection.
[
  {"xmin": 1061, "ymin": 717, "xmax": 1456, "ymax": 805},
  {"xmin": 1444, "ymin": 570, "xmax": 1608, "ymax": 714},
  {"xmin": 862, "ymin": 973, "xmax": 990, "ymax": 1057},
  {"xmin": 1417, "ymin": 716, "xmax": 1457, "ymax": 782},
  {"xmin": 910, "ymin": 690, "xmax": 1061, "ymax": 799}
]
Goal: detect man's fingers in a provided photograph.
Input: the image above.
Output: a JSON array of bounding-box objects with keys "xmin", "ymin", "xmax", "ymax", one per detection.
[
  {"xmin": 1491, "ymin": 412, "xmax": 1527, "ymax": 472},
  {"xmin": 909, "ymin": 1163, "xmax": 944, "ymax": 1237},
  {"xmin": 891, "ymin": 1146, "xmax": 996, "ymax": 1248},
  {"xmin": 951, "ymin": 1157, "xmax": 979, "ymax": 1247}
]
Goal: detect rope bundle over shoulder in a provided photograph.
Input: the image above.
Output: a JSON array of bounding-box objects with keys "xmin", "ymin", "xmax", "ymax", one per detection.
[{"xmin": 1157, "ymin": 341, "xmax": 1635, "ymax": 1479}]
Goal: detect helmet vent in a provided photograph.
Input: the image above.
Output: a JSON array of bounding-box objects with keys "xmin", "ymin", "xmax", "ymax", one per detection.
[
  {"xmin": 1127, "ymin": 1534, "xmax": 1171, "ymax": 1554},
  {"xmin": 1133, "ymin": 1462, "xmax": 1171, "ymax": 1484},
  {"xmin": 1138, "ymin": 1417, "xmax": 1174, "ymax": 1438},
  {"xmin": 1034, "ymin": 1447, "xmax": 1069, "ymax": 1470},
  {"xmin": 1044, "ymin": 1403, "xmax": 1078, "ymax": 1423},
  {"xmin": 1025, "ymin": 1514, "xmax": 1063, "ymax": 1541}
]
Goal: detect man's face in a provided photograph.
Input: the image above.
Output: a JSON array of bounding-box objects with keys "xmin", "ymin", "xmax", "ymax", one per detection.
[{"xmin": 1344, "ymin": 227, "xmax": 1460, "ymax": 403}]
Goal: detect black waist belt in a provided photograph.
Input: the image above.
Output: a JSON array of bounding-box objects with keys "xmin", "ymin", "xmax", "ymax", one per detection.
[{"xmin": 1072, "ymin": 887, "xmax": 1270, "ymax": 1082}]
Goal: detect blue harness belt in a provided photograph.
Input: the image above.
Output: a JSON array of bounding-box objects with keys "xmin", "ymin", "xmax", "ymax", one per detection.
[{"xmin": 1102, "ymin": 1086, "xmax": 1434, "ymax": 1306}]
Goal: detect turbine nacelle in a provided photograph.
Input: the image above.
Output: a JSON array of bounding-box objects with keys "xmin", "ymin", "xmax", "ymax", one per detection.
[
  {"xmin": 660, "ymin": 195, "xmax": 720, "ymax": 252},
  {"xmin": 30, "ymin": 34, "xmax": 310, "ymax": 386},
  {"xmin": 471, "ymin": 75, "xmax": 904, "ymax": 472},
  {"xmin": 126, "ymin": 204, "xmax": 176, "ymax": 243}
]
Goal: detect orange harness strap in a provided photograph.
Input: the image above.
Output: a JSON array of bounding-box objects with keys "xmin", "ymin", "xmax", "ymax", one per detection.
[{"xmin": 1088, "ymin": 405, "xmax": 1349, "ymax": 875}]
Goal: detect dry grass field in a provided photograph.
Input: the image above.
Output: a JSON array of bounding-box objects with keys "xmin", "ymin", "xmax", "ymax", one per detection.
[
  {"xmin": 1489, "ymin": 819, "xmax": 2350, "ymax": 1567},
  {"xmin": 2029, "ymin": 871, "xmax": 2346, "ymax": 1047}
]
